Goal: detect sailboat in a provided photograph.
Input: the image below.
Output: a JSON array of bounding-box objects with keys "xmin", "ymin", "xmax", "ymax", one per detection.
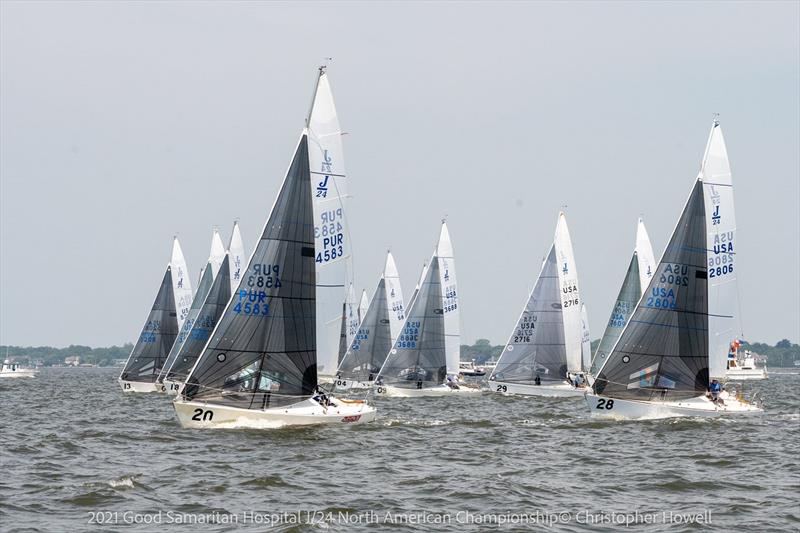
[
  {"xmin": 161, "ymin": 254, "xmax": 233, "ymax": 394},
  {"xmin": 172, "ymin": 67, "xmax": 375, "ymax": 428},
  {"xmin": 335, "ymin": 251, "xmax": 405, "ymax": 391},
  {"xmin": 586, "ymin": 120, "xmax": 763, "ymax": 418},
  {"xmin": 589, "ymin": 218, "xmax": 656, "ymax": 376},
  {"xmin": 119, "ymin": 237, "xmax": 193, "ymax": 393},
  {"xmin": 487, "ymin": 212, "xmax": 588, "ymax": 397},
  {"xmin": 375, "ymin": 222, "xmax": 477, "ymax": 397},
  {"xmin": 156, "ymin": 229, "xmax": 230, "ymax": 393}
]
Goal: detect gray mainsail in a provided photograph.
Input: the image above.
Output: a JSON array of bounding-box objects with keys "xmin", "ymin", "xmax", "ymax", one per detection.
[
  {"xmin": 120, "ymin": 267, "xmax": 179, "ymax": 383},
  {"xmin": 338, "ymin": 279, "xmax": 392, "ymax": 383},
  {"xmin": 593, "ymin": 180, "xmax": 708, "ymax": 401},
  {"xmin": 181, "ymin": 135, "xmax": 317, "ymax": 409},
  {"xmin": 159, "ymin": 263, "xmax": 215, "ymax": 382},
  {"xmin": 164, "ymin": 254, "xmax": 232, "ymax": 384},
  {"xmin": 590, "ymin": 253, "xmax": 641, "ymax": 375},
  {"xmin": 491, "ymin": 245, "xmax": 567, "ymax": 384},
  {"xmin": 377, "ymin": 259, "xmax": 446, "ymax": 389}
]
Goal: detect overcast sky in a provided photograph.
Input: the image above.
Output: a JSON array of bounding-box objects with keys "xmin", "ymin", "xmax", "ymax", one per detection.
[{"xmin": 1, "ymin": 1, "xmax": 798, "ymax": 348}]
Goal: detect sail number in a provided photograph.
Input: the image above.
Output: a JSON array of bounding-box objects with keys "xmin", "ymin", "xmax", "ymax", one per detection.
[
  {"xmin": 562, "ymin": 283, "xmax": 579, "ymax": 308},
  {"xmin": 397, "ymin": 321, "xmax": 420, "ymax": 348},
  {"xmin": 247, "ymin": 264, "xmax": 281, "ymax": 289},
  {"xmin": 315, "ymin": 209, "xmax": 346, "ymax": 265},
  {"xmin": 596, "ymin": 399, "xmax": 614, "ymax": 410},
  {"xmin": 191, "ymin": 408, "xmax": 214, "ymax": 422}
]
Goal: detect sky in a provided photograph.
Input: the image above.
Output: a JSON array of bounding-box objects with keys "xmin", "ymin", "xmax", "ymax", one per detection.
[{"xmin": 1, "ymin": 1, "xmax": 798, "ymax": 348}]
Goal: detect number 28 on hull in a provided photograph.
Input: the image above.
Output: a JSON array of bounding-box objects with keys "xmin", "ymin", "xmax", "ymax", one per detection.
[{"xmin": 585, "ymin": 392, "xmax": 763, "ymax": 419}]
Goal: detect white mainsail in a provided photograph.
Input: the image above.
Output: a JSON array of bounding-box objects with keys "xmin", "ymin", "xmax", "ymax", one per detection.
[
  {"xmin": 554, "ymin": 213, "xmax": 584, "ymax": 373},
  {"xmin": 635, "ymin": 217, "xmax": 656, "ymax": 290},
  {"xmin": 436, "ymin": 222, "xmax": 460, "ymax": 376},
  {"xmin": 307, "ymin": 67, "xmax": 354, "ymax": 380},
  {"xmin": 701, "ymin": 120, "xmax": 740, "ymax": 380},
  {"xmin": 227, "ymin": 221, "xmax": 246, "ymax": 292},
  {"xmin": 208, "ymin": 229, "xmax": 226, "ymax": 278},
  {"xmin": 384, "ymin": 251, "xmax": 405, "ymax": 344},
  {"xmin": 359, "ymin": 289, "xmax": 369, "ymax": 323},
  {"xmin": 170, "ymin": 237, "xmax": 193, "ymax": 330}
]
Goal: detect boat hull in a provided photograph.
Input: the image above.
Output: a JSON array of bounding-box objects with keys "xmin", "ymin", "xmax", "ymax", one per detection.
[
  {"xmin": 726, "ymin": 368, "xmax": 768, "ymax": 380},
  {"xmin": 488, "ymin": 380, "xmax": 586, "ymax": 398},
  {"xmin": 162, "ymin": 379, "xmax": 182, "ymax": 395},
  {"xmin": 173, "ymin": 397, "xmax": 376, "ymax": 429},
  {"xmin": 585, "ymin": 392, "xmax": 763, "ymax": 419},
  {"xmin": 118, "ymin": 379, "xmax": 159, "ymax": 393},
  {"xmin": 375, "ymin": 383, "xmax": 482, "ymax": 398},
  {"xmin": 0, "ymin": 370, "xmax": 37, "ymax": 378}
]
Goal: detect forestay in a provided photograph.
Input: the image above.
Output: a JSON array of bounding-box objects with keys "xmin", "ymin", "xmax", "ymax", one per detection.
[
  {"xmin": 307, "ymin": 68, "xmax": 354, "ymax": 379},
  {"xmin": 181, "ymin": 135, "xmax": 317, "ymax": 410},
  {"xmin": 593, "ymin": 181, "xmax": 709, "ymax": 401}
]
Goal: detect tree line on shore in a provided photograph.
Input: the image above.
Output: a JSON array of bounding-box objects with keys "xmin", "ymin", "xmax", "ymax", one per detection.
[{"xmin": 1, "ymin": 338, "xmax": 798, "ymax": 368}]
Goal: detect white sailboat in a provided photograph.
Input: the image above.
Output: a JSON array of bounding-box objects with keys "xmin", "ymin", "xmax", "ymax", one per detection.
[
  {"xmin": 488, "ymin": 212, "xmax": 588, "ymax": 397},
  {"xmin": 119, "ymin": 237, "xmax": 191, "ymax": 393},
  {"xmin": 589, "ymin": 218, "xmax": 656, "ymax": 375},
  {"xmin": 172, "ymin": 68, "xmax": 375, "ymax": 428},
  {"xmin": 335, "ymin": 251, "xmax": 405, "ymax": 391},
  {"xmin": 586, "ymin": 120, "xmax": 762, "ymax": 419},
  {"xmin": 375, "ymin": 222, "xmax": 478, "ymax": 397}
]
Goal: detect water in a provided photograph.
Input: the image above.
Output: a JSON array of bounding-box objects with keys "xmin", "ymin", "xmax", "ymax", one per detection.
[{"xmin": 1, "ymin": 368, "xmax": 798, "ymax": 532}]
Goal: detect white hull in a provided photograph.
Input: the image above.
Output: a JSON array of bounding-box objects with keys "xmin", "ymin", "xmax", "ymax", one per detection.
[
  {"xmin": 162, "ymin": 379, "xmax": 182, "ymax": 395},
  {"xmin": 375, "ymin": 383, "xmax": 482, "ymax": 398},
  {"xmin": 333, "ymin": 378, "xmax": 373, "ymax": 391},
  {"xmin": 726, "ymin": 368, "xmax": 767, "ymax": 380},
  {"xmin": 118, "ymin": 380, "xmax": 159, "ymax": 393},
  {"xmin": 585, "ymin": 391, "xmax": 763, "ymax": 419},
  {"xmin": 488, "ymin": 380, "xmax": 586, "ymax": 398},
  {"xmin": 173, "ymin": 397, "xmax": 376, "ymax": 429},
  {"xmin": 0, "ymin": 369, "xmax": 37, "ymax": 378}
]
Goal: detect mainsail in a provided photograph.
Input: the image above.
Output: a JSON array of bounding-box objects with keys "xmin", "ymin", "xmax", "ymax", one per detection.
[
  {"xmin": 359, "ymin": 289, "xmax": 369, "ymax": 323},
  {"xmin": 119, "ymin": 266, "xmax": 179, "ymax": 383},
  {"xmin": 307, "ymin": 68, "xmax": 354, "ymax": 380},
  {"xmin": 701, "ymin": 121, "xmax": 740, "ymax": 379},
  {"xmin": 436, "ymin": 222, "xmax": 460, "ymax": 376},
  {"xmin": 593, "ymin": 180, "xmax": 709, "ymax": 401},
  {"xmin": 163, "ymin": 254, "xmax": 232, "ymax": 384},
  {"xmin": 181, "ymin": 134, "xmax": 317, "ymax": 410},
  {"xmin": 378, "ymin": 258, "xmax": 446, "ymax": 389},
  {"xmin": 554, "ymin": 213, "xmax": 583, "ymax": 373},
  {"xmin": 228, "ymin": 221, "xmax": 246, "ymax": 293},
  {"xmin": 580, "ymin": 303, "xmax": 592, "ymax": 372},
  {"xmin": 170, "ymin": 237, "xmax": 193, "ymax": 329},
  {"xmin": 591, "ymin": 218, "xmax": 656, "ymax": 374},
  {"xmin": 338, "ymin": 252, "xmax": 405, "ymax": 383}
]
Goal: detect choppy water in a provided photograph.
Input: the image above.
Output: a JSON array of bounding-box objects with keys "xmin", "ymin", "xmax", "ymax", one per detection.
[{"xmin": 1, "ymin": 368, "xmax": 798, "ymax": 532}]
